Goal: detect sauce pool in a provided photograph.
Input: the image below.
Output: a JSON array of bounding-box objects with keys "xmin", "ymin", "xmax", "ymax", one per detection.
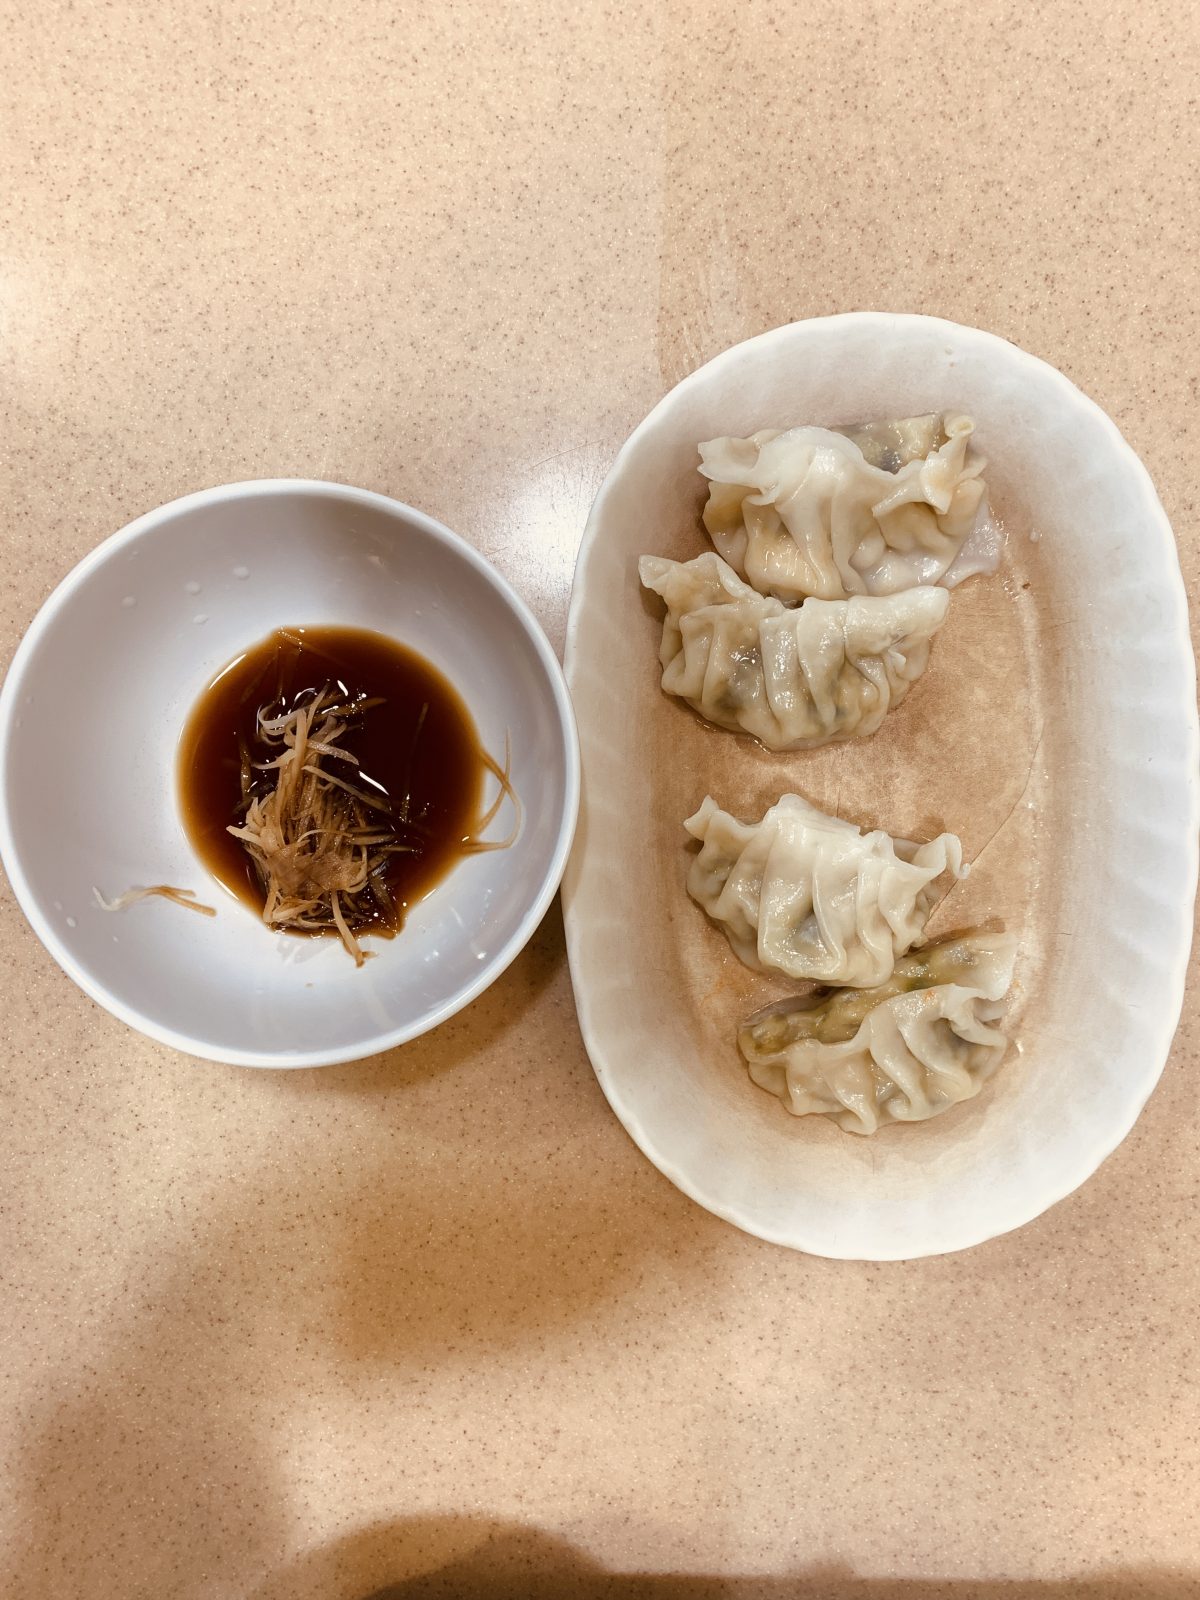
[{"xmin": 177, "ymin": 625, "xmax": 484, "ymax": 938}]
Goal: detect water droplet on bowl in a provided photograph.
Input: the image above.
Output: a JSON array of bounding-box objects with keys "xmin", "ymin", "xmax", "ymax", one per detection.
[
  {"xmin": 121, "ymin": 595, "xmax": 136, "ymax": 608},
  {"xmin": 193, "ymin": 613, "xmax": 208, "ymax": 625},
  {"xmin": 232, "ymin": 565, "xmax": 250, "ymax": 580},
  {"xmin": 66, "ymin": 915, "xmax": 77, "ymax": 928},
  {"xmin": 53, "ymin": 900, "xmax": 63, "ymax": 911},
  {"xmin": 185, "ymin": 580, "xmax": 202, "ymax": 595}
]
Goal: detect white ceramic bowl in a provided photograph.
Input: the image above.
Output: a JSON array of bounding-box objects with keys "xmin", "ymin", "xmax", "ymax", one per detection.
[
  {"xmin": 564, "ymin": 313, "xmax": 1198, "ymax": 1259},
  {"xmin": 0, "ymin": 480, "xmax": 578, "ymax": 1067}
]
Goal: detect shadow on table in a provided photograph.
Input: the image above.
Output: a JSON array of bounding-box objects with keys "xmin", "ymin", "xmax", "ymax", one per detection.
[
  {"xmin": 242, "ymin": 895, "xmax": 711, "ymax": 1368},
  {"xmin": 250, "ymin": 1517, "xmax": 1198, "ymax": 1600},
  {"xmin": 1, "ymin": 909, "xmax": 701, "ymax": 1600}
]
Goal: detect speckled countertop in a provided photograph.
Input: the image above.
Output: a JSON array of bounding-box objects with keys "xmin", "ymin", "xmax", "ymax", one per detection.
[{"xmin": 2, "ymin": 2, "xmax": 1198, "ymax": 1596}]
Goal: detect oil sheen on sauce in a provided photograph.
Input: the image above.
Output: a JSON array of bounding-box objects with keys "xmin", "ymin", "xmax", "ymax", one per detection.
[{"xmin": 177, "ymin": 625, "xmax": 483, "ymax": 937}]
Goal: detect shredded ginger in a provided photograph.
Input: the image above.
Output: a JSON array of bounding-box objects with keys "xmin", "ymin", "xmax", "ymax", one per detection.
[
  {"xmin": 226, "ymin": 686, "xmax": 413, "ymax": 966},
  {"xmin": 95, "ymin": 885, "xmax": 217, "ymax": 916},
  {"xmin": 225, "ymin": 679, "xmax": 518, "ymax": 966}
]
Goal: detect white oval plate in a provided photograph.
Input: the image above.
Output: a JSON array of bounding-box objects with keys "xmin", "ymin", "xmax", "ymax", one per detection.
[{"xmin": 562, "ymin": 313, "xmax": 1198, "ymax": 1260}]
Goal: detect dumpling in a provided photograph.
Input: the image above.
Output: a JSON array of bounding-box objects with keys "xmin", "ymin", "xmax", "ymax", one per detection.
[
  {"xmin": 699, "ymin": 413, "xmax": 995, "ymax": 602},
  {"xmin": 738, "ymin": 931, "xmax": 1018, "ymax": 1134},
  {"xmin": 685, "ymin": 793, "xmax": 964, "ymax": 987},
  {"xmin": 639, "ymin": 551, "xmax": 948, "ymax": 750}
]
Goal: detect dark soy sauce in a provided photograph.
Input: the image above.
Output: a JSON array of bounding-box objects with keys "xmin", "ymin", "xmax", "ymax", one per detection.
[{"xmin": 178, "ymin": 626, "xmax": 483, "ymax": 937}]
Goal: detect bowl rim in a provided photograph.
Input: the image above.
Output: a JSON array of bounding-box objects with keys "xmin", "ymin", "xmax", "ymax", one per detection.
[
  {"xmin": 562, "ymin": 310, "xmax": 1200, "ymax": 1259},
  {"xmin": 0, "ymin": 477, "xmax": 580, "ymax": 1068}
]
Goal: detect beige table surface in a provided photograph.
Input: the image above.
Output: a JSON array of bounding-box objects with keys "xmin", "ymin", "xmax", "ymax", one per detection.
[{"xmin": 3, "ymin": 2, "xmax": 1199, "ymax": 1596}]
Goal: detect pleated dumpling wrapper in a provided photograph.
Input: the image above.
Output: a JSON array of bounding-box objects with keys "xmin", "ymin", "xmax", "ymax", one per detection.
[
  {"xmin": 685, "ymin": 792, "xmax": 965, "ymax": 988},
  {"xmin": 699, "ymin": 413, "xmax": 997, "ymax": 602},
  {"xmin": 640, "ymin": 551, "xmax": 948, "ymax": 751},
  {"xmin": 738, "ymin": 931, "xmax": 1018, "ymax": 1135}
]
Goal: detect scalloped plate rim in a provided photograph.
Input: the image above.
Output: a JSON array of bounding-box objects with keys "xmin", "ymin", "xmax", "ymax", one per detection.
[{"xmin": 562, "ymin": 312, "xmax": 1199, "ymax": 1260}]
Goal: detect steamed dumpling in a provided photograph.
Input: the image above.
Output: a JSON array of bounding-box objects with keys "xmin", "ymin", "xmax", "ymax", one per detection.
[
  {"xmin": 700, "ymin": 413, "xmax": 993, "ymax": 602},
  {"xmin": 738, "ymin": 931, "xmax": 1018, "ymax": 1134},
  {"xmin": 639, "ymin": 551, "xmax": 948, "ymax": 750},
  {"xmin": 685, "ymin": 793, "xmax": 964, "ymax": 987}
]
